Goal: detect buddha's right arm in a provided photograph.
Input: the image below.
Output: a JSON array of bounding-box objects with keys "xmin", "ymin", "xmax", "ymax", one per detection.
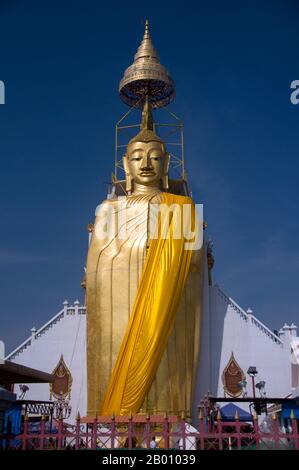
[
  {"xmin": 93, "ymin": 200, "xmax": 112, "ymax": 242},
  {"xmin": 86, "ymin": 200, "xmax": 114, "ymax": 276},
  {"xmin": 88, "ymin": 199, "xmax": 122, "ymax": 256}
]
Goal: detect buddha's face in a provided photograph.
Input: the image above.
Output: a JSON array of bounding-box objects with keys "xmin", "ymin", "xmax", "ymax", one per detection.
[{"xmin": 126, "ymin": 140, "xmax": 166, "ymax": 186}]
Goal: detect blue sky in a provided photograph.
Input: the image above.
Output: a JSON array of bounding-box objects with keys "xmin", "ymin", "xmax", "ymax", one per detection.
[{"xmin": 0, "ymin": 0, "xmax": 298, "ymax": 352}]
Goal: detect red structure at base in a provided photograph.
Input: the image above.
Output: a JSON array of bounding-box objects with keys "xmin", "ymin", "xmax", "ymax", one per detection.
[{"xmin": 1, "ymin": 412, "xmax": 299, "ymax": 451}]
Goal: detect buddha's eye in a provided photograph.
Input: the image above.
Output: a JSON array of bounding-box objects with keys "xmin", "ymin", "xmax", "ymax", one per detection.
[{"xmin": 131, "ymin": 156, "xmax": 142, "ymax": 161}]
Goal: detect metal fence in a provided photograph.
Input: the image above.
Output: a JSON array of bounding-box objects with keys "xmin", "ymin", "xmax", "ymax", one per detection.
[{"xmin": 1, "ymin": 413, "xmax": 298, "ymax": 450}]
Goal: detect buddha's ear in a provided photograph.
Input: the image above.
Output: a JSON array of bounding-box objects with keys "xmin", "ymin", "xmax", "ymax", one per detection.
[
  {"xmin": 162, "ymin": 153, "xmax": 170, "ymax": 190},
  {"xmin": 123, "ymin": 155, "xmax": 132, "ymax": 193}
]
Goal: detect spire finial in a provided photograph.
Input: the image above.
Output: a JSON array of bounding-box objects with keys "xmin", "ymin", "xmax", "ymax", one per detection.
[
  {"xmin": 134, "ymin": 19, "xmax": 158, "ymax": 63},
  {"xmin": 144, "ymin": 19, "xmax": 149, "ymax": 38}
]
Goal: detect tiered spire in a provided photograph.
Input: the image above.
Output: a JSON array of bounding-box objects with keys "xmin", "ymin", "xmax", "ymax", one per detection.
[
  {"xmin": 134, "ymin": 19, "xmax": 159, "ymax": 62},
  {"xmin": 119, "ymin": 20, "xmax": 175, "ymax": 109}
]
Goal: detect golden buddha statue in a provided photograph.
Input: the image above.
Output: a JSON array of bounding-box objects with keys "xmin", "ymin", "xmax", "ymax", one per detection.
[{"xmin": 85, "ymin": 21, "xmax": 204, "ymax": 419}]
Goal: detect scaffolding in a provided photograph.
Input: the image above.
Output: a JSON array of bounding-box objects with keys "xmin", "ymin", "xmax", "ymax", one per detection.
[{"xmin": 111, "ymin": 105, "xmax": 189, "ymax": 197}]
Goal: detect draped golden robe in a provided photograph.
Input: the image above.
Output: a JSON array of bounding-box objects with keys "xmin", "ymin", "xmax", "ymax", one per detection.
[{"xmin": 86, "ymin": 191, "xmax": 204, "ymax": 417}]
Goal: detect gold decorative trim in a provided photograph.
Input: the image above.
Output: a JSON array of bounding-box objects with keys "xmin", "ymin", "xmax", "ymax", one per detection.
[
  {"xmin": 49, "ymin": 355, "xmax": 73, "ymax": 401},
  {"xmin": 222, "ymin": 352, "xmax": 245, "ymax": 398}
]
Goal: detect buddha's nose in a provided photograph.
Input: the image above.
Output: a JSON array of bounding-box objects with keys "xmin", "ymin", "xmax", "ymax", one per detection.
[{"xmin": 141, "ymin": 155, "xmax": 153, "ymax": 169}]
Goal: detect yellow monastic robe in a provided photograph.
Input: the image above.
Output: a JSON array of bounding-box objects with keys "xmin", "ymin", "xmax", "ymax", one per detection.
[{"xmin": 86, "ymin": 191, "xmax": 204, "ymax": 417}]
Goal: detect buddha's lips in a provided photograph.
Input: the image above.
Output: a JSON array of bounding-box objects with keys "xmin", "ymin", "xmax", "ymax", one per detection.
[{"xmin": 139, "ymin": 171, "xmax": 156, "ymax": 176}]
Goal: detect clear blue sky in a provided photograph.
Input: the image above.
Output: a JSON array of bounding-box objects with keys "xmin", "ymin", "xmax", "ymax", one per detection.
[{"xmin": 0, "ymin": 0, "xmax": 298, "ymax": 352}]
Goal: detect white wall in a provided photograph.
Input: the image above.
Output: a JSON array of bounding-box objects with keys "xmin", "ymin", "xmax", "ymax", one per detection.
[
  {"xmin": 210, "ymin": 285, "xmax": 291, "ymax": 399},
  {"xmin": 6, "ymin": 302, "xmax": 87, "ymax": 423}
]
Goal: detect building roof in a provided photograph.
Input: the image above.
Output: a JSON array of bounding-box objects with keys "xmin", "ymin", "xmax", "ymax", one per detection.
[
  {"xmin": 0, "ymin": 360, "xmax": 54, "ymax": 384},
  {"xmin": 281, "ymin": 400, "xmax": 299, "ymax": 419},
  {"xmin": 220, "ymin": 403, "xmax": 252, "ymax": 421}
]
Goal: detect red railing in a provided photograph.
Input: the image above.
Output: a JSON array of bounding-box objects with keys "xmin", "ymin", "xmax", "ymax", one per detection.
[{"xmin": 1, "ymin": 413, "xmax": 299, "ymax": 450}]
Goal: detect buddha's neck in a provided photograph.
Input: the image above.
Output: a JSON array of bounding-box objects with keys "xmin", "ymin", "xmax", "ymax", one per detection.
[{"xmin": 132, "ymin": 182, "xmax": 162, "ymax": 196}]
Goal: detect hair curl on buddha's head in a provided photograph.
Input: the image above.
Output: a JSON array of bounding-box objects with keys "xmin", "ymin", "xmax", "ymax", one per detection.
[
  {"xmin": 128, "ymin": 128, "xmax": 164, "ymax": 146},
  {"xmin": 127, "ymin": 96, "xmax": 164, "ymax": 147}
]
